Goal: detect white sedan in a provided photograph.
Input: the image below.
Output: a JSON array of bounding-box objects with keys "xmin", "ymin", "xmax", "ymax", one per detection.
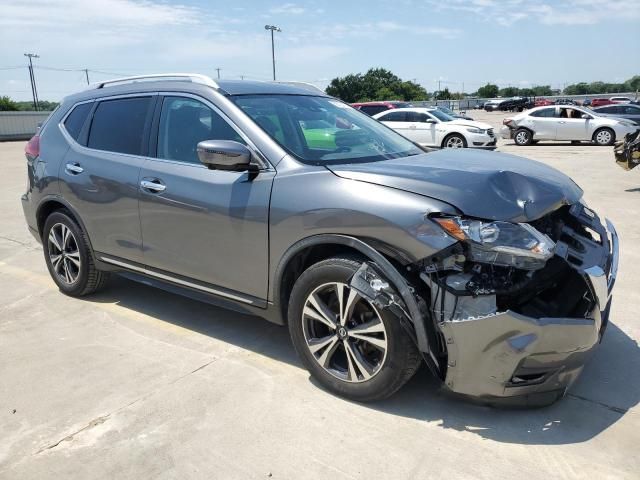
[
  {"xmin": 373, "ymin": 107, "xmax": 497, "ymax": 149},
  {"xmin": 501, "ymin": 105, "xmax": 639, "ymax": 146}
]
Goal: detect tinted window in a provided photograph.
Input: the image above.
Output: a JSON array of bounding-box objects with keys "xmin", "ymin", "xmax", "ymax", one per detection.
[
  {"xmin": 360, "ymin": 105, "xmax": 388, "ymax": 116},
  {"xmin": 596, "ymin": 106, "xmax": 617, "ymax": 113},
  {"xmin": 379, "ymin": 111, "xmax": 407, "ymax": 122},
  {"xmin": 88, "ymin": 97, "xmax": 152, "ymax": 155},
  {"xmin": 530, "ymin": 108, "xmax": 556, "ymax": 118},
  {"xmin": 63, "ymin": 102, "xmax": 92, "ymax": 142},
  {"xmin": 406, "ymin": 112, "xmax": 429, "ymax": 122},
  {"xmin": 157, "ymin": 96, "xmax": 244, "ymax": 164},
  {"xmin": 623, "ymin": 105, "xmax": 640, "ymax": 114}
]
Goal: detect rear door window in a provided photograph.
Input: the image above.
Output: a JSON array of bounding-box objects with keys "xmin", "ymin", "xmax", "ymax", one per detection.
[
  {"xmin": 530, "ymin": 108, "xmax": 556, "ymax": 118},
  {"xmin": 88, "ymin": 97, "xmax": 153, "ymax": 155},
  {"xmin": 63, "ymin": 102, "xmax": 92, "ymax": 143},
  {"xmin": 379, "ymin": 111, "xmax": 407, "ymax": 122}
]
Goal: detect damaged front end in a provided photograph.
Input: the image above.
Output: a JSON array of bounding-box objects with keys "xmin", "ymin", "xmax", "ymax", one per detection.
[
  {"xmin": 614, "ymin": 130, "xmax": 640, "ymax": 171},
  {"xmin": 418, "ymin": 203, "xmax": 619, "ymax": 405}
]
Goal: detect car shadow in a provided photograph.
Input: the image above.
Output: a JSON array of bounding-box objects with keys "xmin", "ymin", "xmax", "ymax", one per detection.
[
  {"xmin": 87, "ymin": 274, "xmax": 640, "ymax": 446},
  {"xmin": 625, "ymin": 187, "xmax": 640, "ymax": 193},
  {"xmin": 503, "ymin": 142, "xmax": 602, "ymax": 147}
]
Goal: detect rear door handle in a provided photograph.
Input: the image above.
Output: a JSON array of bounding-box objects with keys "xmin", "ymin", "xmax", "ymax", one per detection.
[
  {"xmin": 140, "ymin": 179, "xmax": 166, "ymax": 192},
  {"xmin": 558, "ymin": 121, "xmax": 566, "ymax": 124},
  {"xmin": 65, "ymin": 162, "xmax": 83, "ymax": 174}
]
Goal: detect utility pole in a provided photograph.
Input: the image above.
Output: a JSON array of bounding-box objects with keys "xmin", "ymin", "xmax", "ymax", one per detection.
[
  {"xmin": 84, "ymin": 69, "xmax": 90, "ymax": 85},
  {"xmin": 264, "ymin": 25, "xmax": 281, "ymax": 81},
  {"xmin": 240, "ymin": 75, "xmax": 245, "ymax": 80},
  {"xmin": 24, "ymin": 53, "xmax": 40, "ymax": 111},
  {"xmin": 215, "ymin": 68, "xmax": 221, "ymax": 79}
]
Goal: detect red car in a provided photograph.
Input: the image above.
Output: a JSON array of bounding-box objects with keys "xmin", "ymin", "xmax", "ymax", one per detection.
[
  {"xmin": 591, "ymin": 98, "xmax": 615, "ymax": 107},
  {"xmin": 534, "ymin": 98, "xmax": 554, "ymax": 107},
  {"xmin": 351, "ymin": 101, "xmax": 412, "ymax": 116}
]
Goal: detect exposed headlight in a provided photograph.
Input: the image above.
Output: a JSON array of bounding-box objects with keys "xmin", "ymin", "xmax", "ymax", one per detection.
[
  {"xmin": 466, "ymin": 127, "xmax": 485, "ymax": 134},
  {"xmin": 433, "ymin": 216, "xmax": 555, "ymax": 270}
]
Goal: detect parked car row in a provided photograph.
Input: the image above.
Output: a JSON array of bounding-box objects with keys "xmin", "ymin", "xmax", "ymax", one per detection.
[{"xmin": 501, "ymin": 105, "xmax": 639, "ymax": 146}]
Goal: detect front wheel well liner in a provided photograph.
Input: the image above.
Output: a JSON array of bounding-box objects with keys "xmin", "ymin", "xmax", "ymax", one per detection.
[{"xmin": 274, "ymin": 234, "xmax": 439, "ymax": 375}]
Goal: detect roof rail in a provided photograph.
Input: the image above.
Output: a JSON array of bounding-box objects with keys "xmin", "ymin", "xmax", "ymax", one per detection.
[
  {"xmin": 274, "ymin": 81, "xmax": 326, "ymax": 95},
  {"xmin": 94, "ymin": 73, "xmax": 218, "ymax": 90}
]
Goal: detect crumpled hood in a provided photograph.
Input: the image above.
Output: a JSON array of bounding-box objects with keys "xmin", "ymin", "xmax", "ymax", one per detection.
[
  {"xmin": 448, "ymin": 119, "xmax": 493, "ymax": 130},
  {"xmin": 327, "ymin": 149, "xmax": 583, "ymax": 222}
]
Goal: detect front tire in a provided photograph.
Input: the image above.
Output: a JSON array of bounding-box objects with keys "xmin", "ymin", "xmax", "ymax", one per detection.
[
  {"xmin": 443, "ymin": 133, "xmax": 467, "ymax": 149},
  {"xmin": 288, "ymin": 256, "xmax": 421, "ymax": 402},
  {"xmin": 593, "ymin": 127, "xmax": 615, "ymax": 146},
  {"xmin": 514, "ymin": 128, "xmax": 533, "ymax": 146},
  {"xmin": 43, "ymin": 210, "xmax": 108, "ymax": 296}
]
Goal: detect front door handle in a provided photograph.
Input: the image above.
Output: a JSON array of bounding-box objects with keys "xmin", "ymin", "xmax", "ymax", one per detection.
[
  {"xmin": 65, "ymin": 162, "xmax": 83, "ymax": 174},
  {"xmin": 558, "ymin": 121, "xmax": 566, "ymax": 124},
  {"xmin": 140, "ymin": 179, "xmax": 166, "ymax": 192}
]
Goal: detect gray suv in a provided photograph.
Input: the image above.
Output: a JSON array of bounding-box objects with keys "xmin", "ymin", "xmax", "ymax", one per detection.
[{"xmin": 22, "ymin": 74, "xmax": 619, "ymax": 406}]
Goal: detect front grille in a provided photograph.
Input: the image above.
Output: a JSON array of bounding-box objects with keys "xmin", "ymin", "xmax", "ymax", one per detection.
[{"xmin": 487, "ymin": 128, "xmax": 495, "ymax": 137}]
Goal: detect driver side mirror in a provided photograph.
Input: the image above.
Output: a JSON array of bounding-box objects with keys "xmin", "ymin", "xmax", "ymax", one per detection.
[
  {"xmin": 425, "ymin": 118, "xmax": 437, "ymax": 124},
  {"xmin": 581, "ymin": 114, "xmax": 591, "ymax": 119},
  {"xmin": 197, "ymin": 140, "xmax": 256, "ymax": 172}
]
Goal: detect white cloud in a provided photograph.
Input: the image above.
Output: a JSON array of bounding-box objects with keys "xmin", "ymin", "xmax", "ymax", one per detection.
[
  {"xmin": 270, "ymin": 3, "xmax": 306, "ymax": 15},
  {"xmin": 426, "ymin": 0, "xmax": 640, "ymax": 26}
]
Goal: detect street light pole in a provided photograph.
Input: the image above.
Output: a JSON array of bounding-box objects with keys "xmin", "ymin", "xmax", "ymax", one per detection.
[
  {"xmin": 264, "ymin": 25, "xmax": 281, "ymax": 81},
  {"xmin": 24, "ymin": 53, "xmax": 40, "ymax": 111}
]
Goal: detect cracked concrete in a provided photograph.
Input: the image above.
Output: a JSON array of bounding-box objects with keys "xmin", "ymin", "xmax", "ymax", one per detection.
[{"xmin": 1, "ymin": 125, "xmax": 640, "ymax": 479}]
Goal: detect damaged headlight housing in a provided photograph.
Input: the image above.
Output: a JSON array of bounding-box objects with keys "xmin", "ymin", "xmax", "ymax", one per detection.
[{"xmin": 433, "ymin": 216, "xmax": 555, "ymax": 270}]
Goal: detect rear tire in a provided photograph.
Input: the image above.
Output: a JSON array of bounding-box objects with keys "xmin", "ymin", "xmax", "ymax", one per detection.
[
  {"xmin": 288, "ymin": 256, "xmax": 421, "ymax": 402},
  {"xmin": 514, "ymin": 128, "xmax": 533, "ymax": 146},
  {"xmin": 43, "ymin": 211, "xmax": 108, "ymax": 297},
  {"xmin": 593, "ymin": 127, "xmax": 615, "ymax": 146}
]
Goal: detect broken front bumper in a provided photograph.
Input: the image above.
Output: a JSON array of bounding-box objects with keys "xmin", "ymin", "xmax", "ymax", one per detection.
[{"xmin": 426, "ymin": 208, "xmax": 619, "ymax": 406}]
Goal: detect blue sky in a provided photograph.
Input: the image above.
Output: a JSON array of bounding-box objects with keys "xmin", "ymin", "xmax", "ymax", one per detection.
[{"xmin": 1, "ymin": 0, "xmax": 639, "ymax": 101}]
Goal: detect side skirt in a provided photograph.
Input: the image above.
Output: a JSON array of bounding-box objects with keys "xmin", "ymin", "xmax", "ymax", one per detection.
[{"xmin": 95, "ymin": 254, "xmax": 284, "ymax": 326}]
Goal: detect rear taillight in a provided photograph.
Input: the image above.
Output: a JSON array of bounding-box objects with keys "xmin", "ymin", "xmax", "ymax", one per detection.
[
  {"xmin": 25, "ymin": 135, "xmax": 40, "ymax": 159},
  {"xmin": 503, "ymin": 119, "xmax": 514, "ymax": 127}
]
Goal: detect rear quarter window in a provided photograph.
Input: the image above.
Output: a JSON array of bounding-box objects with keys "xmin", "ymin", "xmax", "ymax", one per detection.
[{"xmin": 63, "ymin": 102, "xmax": 93, "ymax": 143}]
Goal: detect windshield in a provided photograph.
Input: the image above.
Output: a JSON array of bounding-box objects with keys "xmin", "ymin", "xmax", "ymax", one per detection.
[
  {"xmin": 232, "ymin": 94, "xmax": 422, "ymax": 165},
  {"xmin": 428, "ymin": 109, "xmax": 455, "ymax": 122},
  {"xmin": 438, "ymin": 106, "xmax": 454, "ymax": 115}
]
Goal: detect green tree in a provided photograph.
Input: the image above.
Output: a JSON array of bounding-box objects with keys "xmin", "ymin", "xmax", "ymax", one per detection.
[
  {"xmin": 626, "ymin": 76, "xmax": 640, "ymax": 91},
  {"xmin": 435, "ymin": 87, "xmax": 452, "ymax": 100},
  {"xmin": 477, "ymin": 83, "xmax": 499, "ymax": 98},
  {"xmin": 0, "ymin": 96, "xmax": 19, "ymax": 111},
  {"xmin": 499, "ymin": 87, "xmax": 520, "ymax": 97},
  {"xmin": 326, "ymin": 68, "xmax": 427, "ymax": 102}
]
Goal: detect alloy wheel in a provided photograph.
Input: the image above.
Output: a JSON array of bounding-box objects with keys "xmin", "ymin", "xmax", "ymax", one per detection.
[
  {"xmin": 515, "ymin": 131, "xmax": 529, "ymax": 144},
  {"xmin": 596, "ymin": 130, "xmax": 612, "ymax": 145},
  {"xmin": 301, "ymin": 282, "xmax": 388, "ymax": 383},
  {"xmin": 445, "ymin": 136, "xmax": 465, "ymax": 148},
  {"xmin": 48, "ymin": 223, "xmax": 81, "ymax": 284}
]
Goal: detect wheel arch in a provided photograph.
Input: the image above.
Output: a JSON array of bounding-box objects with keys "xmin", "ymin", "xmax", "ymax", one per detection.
[
  {"xmin": 441, "ymin": 131, "xmax": 467, "ymax": 148},
  {"xmin": 273, "ymin": 234, "xmax": 438, "ymax": 372},
  {"xmin": 36, "ymin": 197, "xmax": 96, "ymax": 260}
]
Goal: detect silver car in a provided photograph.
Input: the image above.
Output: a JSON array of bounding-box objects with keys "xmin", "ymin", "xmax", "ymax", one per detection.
[
  {"xmin": 501, "ymin": 105, "xmax": 639, "ymax": 146},
  {"xmin": 21, "ymin": 74, "xmax": 618, "ymax": 406},
  {"xmin": 593, "ymin": 103, "xmax": 640, "ymax": 126}
]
